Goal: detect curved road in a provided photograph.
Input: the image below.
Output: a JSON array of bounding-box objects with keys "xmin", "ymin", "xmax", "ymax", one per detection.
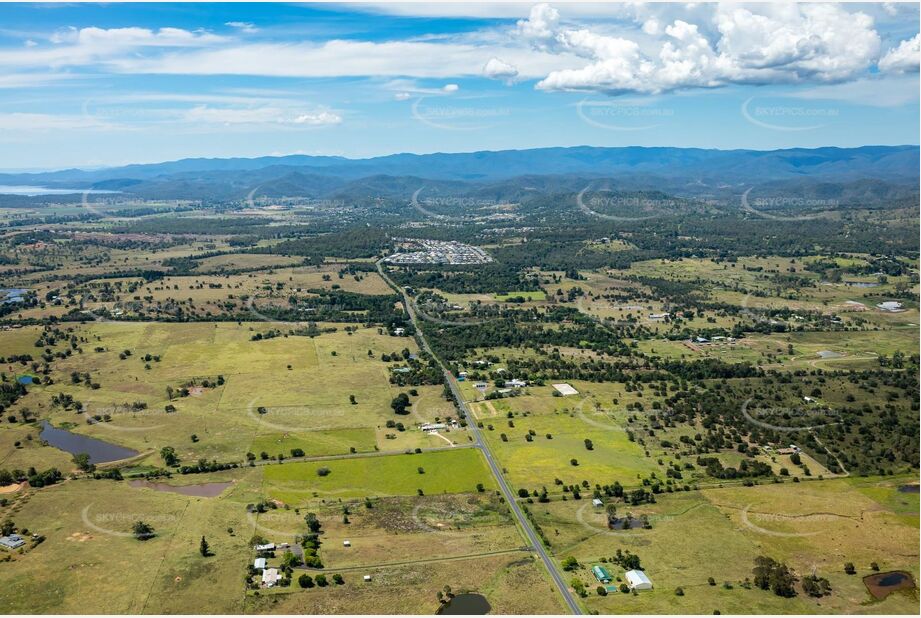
[{"xmin": 377, "ymin": 260, "xmax": 582, "ymax": 615}]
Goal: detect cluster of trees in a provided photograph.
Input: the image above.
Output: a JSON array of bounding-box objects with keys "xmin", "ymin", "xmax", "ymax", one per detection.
[
  {"xmin": 0, "ymin": 466, "xmax": 62, "ymax": 488},
  {"xmin": 752, "ymin": 556, "xmax": 797, "ymax": 597}
]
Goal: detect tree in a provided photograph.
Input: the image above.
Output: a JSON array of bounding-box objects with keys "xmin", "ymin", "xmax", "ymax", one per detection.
[
  {"xmin": 391, "ymin": 392, "xmax": 411, "ymax": 415},
  {"xmin": 72, "ymin": 452, "xmax": 95, "ymax": 473},
  {"xmin": 332, "ymin": 573, "xmax": 344, "ymax": 585},
  {"xmin": 132, "ymin": 520, "xmax": 155, "ymax": 540},
  {"xmin": 349, "ymin": 395, "xmax": 357, "ymax": 405},
  {"xmin": 752, "ymin": 556, "xmax": 796, "ymax": 597},
  {"xmin": 844, "ymin": 562, "xmax": 856, "ymax": 575},
  {"xmin": 315, "ymin": 574, "xmax": 328, "ymax": 587},
  {"xmin": 561, "ymin": 556, "xmax": 579, "ymax": 571},
  {"xmin": 298, "ymin": 574, "xmax": 314, "ymax": 588},
  {"xmin": 160, "ymin": 446, "xmax": 178, "ymax": 466},
  {"xmin": 802, "ymin": 575, "xmax": 831, "ymax": 597},
  {"xmin": 199, "ymin": 536, "xmax": 210, "ymax": 557},
  {"xmin": 596, "ymin": 586, "xmax": 607, "ymax": 596},
  {"xmin": 281, "ymin": 550, "xmax": 301, "ymax": 569}
]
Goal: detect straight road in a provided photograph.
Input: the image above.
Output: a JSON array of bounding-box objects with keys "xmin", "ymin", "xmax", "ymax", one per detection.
[{"xmin": 377, "ymin": 260, "xmax": 582, "ymax": 615}]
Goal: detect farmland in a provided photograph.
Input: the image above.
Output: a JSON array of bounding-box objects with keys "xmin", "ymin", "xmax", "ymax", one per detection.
[{"xmin": 0, "ymin": 151, "xmax": 917, "ymax": 616}]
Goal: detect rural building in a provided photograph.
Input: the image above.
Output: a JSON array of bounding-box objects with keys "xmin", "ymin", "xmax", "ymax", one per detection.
[
  {"xmin": 505, "ymin": 379, "xmax": 527, "ymax": 388},
  {"xmin": 474, "ymin": 382, "xmax": 488, "ymax": 390},
  {"xmin": 592, "ymin": 498, "xmax": 604, "ymax": 507},
  {"xmin": 648, "ymin": 313, "xmax": 669, "ymax": 320},
  {"xmin": 261, "ymin": 568, "xmax": 280, "ymax": 588},
  {"xmin": 343, "ymin": 540, "xmax": 351, "ymax": 547},
  {"xmin": 363, "ymin": 575, "xmax": 372, "ymax": 582},
  {"xmin": 420, "ymin": 423, "xmax": 447, "ymax": 432},
  {"xmin": 253, "ymin": 558, "xmax": 266, "ymax": 570},
  {"xmin": 393, "ymin": 327, "xmax": 406, "ymax": 335},
  {"xmin": 254, "ymin": 543, "xmax": 275, "ymax": 552},
  {"xmin": 552, "ymin": 383, "xmax": 579, "ymax": 396},
  {"xmin": 592, "ymin": 565, "xmax": 613, "ymax": 583},
  {"xmin": 0, "ymin": 534, "xmax": 25, "ymax": 550},
  {"xmin": 625, "ymin": 569, "xmax": 653, "ymax": 590}
]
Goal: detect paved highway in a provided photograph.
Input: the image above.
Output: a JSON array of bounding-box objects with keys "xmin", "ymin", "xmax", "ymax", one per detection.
[{"xmin": 377, "ymin": 260, "xmax": 582, "ymax": 615}]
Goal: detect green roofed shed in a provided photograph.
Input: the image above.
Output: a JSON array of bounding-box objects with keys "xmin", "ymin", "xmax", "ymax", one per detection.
[{"xmin": 592, "ymin": 565, "xmax": 612, "ymax": 583}]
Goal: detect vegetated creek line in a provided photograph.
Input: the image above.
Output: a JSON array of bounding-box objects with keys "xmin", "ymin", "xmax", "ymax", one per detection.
[{"xmin": 376, "ymin": 259, "xmax": 583, "ymax": 615}]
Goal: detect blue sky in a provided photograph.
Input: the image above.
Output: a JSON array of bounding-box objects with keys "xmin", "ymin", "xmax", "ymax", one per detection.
[{"xmin": 0, "ymin": 1, "xmax": 917, "ymax": 170}]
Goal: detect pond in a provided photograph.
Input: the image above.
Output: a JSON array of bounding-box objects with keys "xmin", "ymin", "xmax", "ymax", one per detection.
[
  {"xmin": 128, "ymin": 480, "xmax": 232, "ymax": 497},
  {"xmin": 863, "ymin": 571, "xmax": 916, "ymax": 600},
  {"xmin": 39, "ymin": 421, "xmax": 139, "ymax": 464},
  {"xmin": 608, "ymin": 517, "xmax": 646, "ymax": 530},
  {"xmin": 17, "ymin": 375, "xmax": 35, "ymax": 385},
  {"xmin": 897, "ymin": 484, "xmax": 919, "ymax": 493},
  {"xmin": 438, "ymin": 593, "xmax": 491, "ymax": 615}
]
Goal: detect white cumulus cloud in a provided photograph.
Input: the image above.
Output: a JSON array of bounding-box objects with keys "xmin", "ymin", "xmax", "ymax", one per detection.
[
  {"xmin": 522, "ymin": 2, "xmax": 884, "ymax": 95},
  {"xmin": 483, "ymin": 57, "xmax": 519, "ymax": 80},
  {"xmin": 879, "ymin": 33, "xmax": 921, "ymax": 73}
]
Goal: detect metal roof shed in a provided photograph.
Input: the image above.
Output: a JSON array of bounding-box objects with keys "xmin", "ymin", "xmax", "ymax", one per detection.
[{"xmin": 625, "ymin": 569, "xmax": 653, "ymax": 590}]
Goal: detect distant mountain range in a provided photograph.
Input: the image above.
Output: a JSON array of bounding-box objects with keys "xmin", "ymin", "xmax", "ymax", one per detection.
[{"xmin": 1, "ymin": 145, "xmax": 917, "ymax": 203}]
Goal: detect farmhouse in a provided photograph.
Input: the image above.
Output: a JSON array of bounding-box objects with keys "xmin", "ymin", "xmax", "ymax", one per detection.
[
  {"xmin": 552, "ymin": 383, "xmax": 579, "ymax": 396},
  {"xmin": 254, "ymin": 542, "xmax": 275, "ymax": 552},
  {"xmin": 505, "ymin": 379, "xmax": 527, "ymax": 388},
  {"xmin": 261, "ymin": 568, "xmax": 280, "ymax": 588},
  {"xmin": 625, "ymin": 569, "xmax": 653, "ymax": 590},
  {"xmin": 0, "ymin": 534, "xmax": 25, "ymax": 550},
  {"xmin": 648, "ymin": 313, "xmax": 669, "ymax": 321}
]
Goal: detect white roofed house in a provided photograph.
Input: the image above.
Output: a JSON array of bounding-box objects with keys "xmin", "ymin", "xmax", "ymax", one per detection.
[
  {"xmin": 253, "ymin": 558, "xmax": 266, "ymax": 570},
  {"xmin": 261, "ymin": 568, "xmax": 280, "ymax": 588}
]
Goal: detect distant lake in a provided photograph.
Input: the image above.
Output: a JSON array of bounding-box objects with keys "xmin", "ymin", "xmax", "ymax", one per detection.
[
  {"xmin": 40, "ymin": 421, "xmax": 139, "ymax": 464},
  {"xmin": 0, "ymin": 185, "xmax": 118, "ymax": 196}
]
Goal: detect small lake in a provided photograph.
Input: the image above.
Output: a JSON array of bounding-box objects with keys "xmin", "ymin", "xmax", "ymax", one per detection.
[
  {"xmin": 0, "ymin": 185, "xmax": 118, "ymax": 196},
  {"xmin": 898, "ymin": 484, "xmax": 920, "ymax": 493},
  {"xmin": 128, "ymin": 480, "xmax": 232, "ymax": 497},
  {"xmin": 40, "ymin": 421, "xmax": 139, "ymax": 464},
  {"xmin": 863, "ymin": 571, "xmax": 916, "ymax": 600},
  {"xmin": 438, "ymin": 593, "xmax": 491, "ymax": 615}
]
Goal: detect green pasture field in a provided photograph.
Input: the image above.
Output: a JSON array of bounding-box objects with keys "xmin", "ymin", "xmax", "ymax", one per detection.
[
  {"xmin": 476, "ymin": 393, "xmax": 660, "ymax": 490},
  {"xmin": 0, "ymin": 469, "xmax": 263, "ymax": 613},
  {"xmin": 530, "ymin": 475, "xmax": 918, "ymax": 615},
  {"xmin": 636, "ymin": 328, "xmax": 918, "ymax": 370},
  {"xmin": 494, "ymin": 290, "xmax": 548, "ymax": 302},
  {"xmin": 244, "ymin": 552, "xmax": 567, "ymax": 614},
  {"xmin": 1, "ymin": 322, "xmax": 423, "ymax": 468},
  {"xmin": 261, "ymin": 448, "xmax": 497, "ymax": 503}
]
